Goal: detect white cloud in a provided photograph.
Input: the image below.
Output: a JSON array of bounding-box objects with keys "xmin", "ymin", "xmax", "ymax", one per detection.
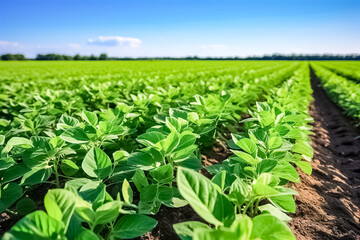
[
  {"xmin": 0, "ymin": 41, "xmax": 21, "ymax": 48},
  {"xmin": 88, "ymin": 36, "xmax": 141, "ymax": 47},
  {"xmin": 201, "ymin": 44, "xmax": 228, "ymax": 50}
]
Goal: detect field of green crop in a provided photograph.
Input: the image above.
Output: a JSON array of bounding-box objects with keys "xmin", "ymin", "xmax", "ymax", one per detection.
[{"xmin": 0, "ymin": 60, "xmax": 359, "ymax": 240}]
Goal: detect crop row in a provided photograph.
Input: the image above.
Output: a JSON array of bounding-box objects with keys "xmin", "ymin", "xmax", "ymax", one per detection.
[
  {"xmin": 311, "ymin": 63, "xmax": 360, "ymax": 121},
  {"xmin": 172, "ymin": 64, "xmax": 313, "ymax": 239},
  {"xmin": 0, "ymin": 62, "xmax": 312, "ymax": 239},
  {"xmin": 317, "ymin": 61, "xmax": 360, "ymax": 83}
]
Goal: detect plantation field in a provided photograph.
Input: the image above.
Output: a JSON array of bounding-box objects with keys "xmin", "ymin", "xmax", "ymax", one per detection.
[{"xmin": 0, "ymin": 61, "xmax": 360, "ymax": 240}]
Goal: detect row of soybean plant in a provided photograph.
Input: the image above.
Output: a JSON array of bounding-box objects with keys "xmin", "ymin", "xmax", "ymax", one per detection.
[
  {"xmin": 311, "ymin": 63, "xmax": 360, "ymax": 123},
  {"xmin": 173, "ymin": 64, "xmax": 313, "ymax": 239},
  {"xmin": 317, "ymin": 61, "xmax": 360, "ymax": 83}
]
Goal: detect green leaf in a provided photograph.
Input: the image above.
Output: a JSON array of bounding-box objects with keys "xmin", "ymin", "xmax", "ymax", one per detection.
[
  {"xmin": 66, "ymin": 215, "xmax": 83, "ymax": 240},
  {"xmin": 131, "ymin": 169, "xmax": 149, "ymax": 191},
  {"xmin": 232, "ymin": 150, "xmax": 257, "ymax": 165},
  {"xmin": 256, "ymin": 159, "xmax": 277, "ymax": 174},
  {"xmin": 78, "ymin": 181, "xmax": 106, "ymax": 204},
  {"xmin": 295, "ymin": 160, "xmax": 312, "ymax": 175},
  {"xmin": 82, "ymin": 111, "xmax": 98, "ymax": 126},
  {"xmin": 162, "ymin": 187, "xmax": 188, "ymax": 208},
  {"xmin": 292, "ymin": 141, "xmax": 313, "ymax": 159},
  {"xmin": 44, "ymin": 189, "xmax": 77, "ymax": 231},
  {"xmin": 173, "ymin": 221, "xmax": 211, "ymax": 240},
  {"xmin": 177, "ymin": 167, "xmax": 235, "ymax": 227},
  {"xmin": 60, "ymin": 127, "xmax": 89, "ymax": 144},
  {"xmin": 253, "ymin": 183, "xmax": 278, "ymax": 197},
  {"xmin": 270, "ymin": 193, "xmax": 296, "ymax": 213},
  {"xmin": 211, "ymin": 171, "xmax": 226, "ymax": 191},
  {"xmin": 258, "ymin": 111, "xmax": 275, "ymax": 127},
  {"xmin": 267, "ymin": 135, "xmax": 283, "ymax": 150},
  {"xmin": 149, "ymin": 164, "xmax": 173, "ymax": 183},
  {"xmin": 256, "ymin": 173, "xmax": 279, "ymax": 187},
  {"xmin": 82, "ymin": 147, "xmax": 112, "ymax": 179},
  {"xmin": 6, "ymin": 137, "xmax": 33, "ymax": 147},
  {"xmin": 2, "ymin": 211, "xmax": 65, "ymax": 240},
  {"xmin": 274, "ymin": 125, "xmax": 290, "ymax": 136},
  {"xmin": 161, "ymin": 131, "xmax": 180, "ymax": 154},
  {"xmin": 0, "ymin": 183, "xmax": 22, "ymax": 213},
  {"xmin": 175, "ymin": 134, "xmax": 197, "ymax": 151},
  {"xmin": 2, "ymin": 163, "xmax": 30, "ymax": 184},
  {"xmin": 20, "ymin": 167, "xmax": 52, "ymax": 186},
  {"xmin": 76, "ymin": 229, "xmax": 100, "ymax": 240},
  {"xmin": 16, "ymin": 198, "xmax": 37, "ymax": 216},
  {"xmin": 235, "ymin": 138, "xmax": 257, "ymax": 155},
  {"xmin": 166, "ymin": 117, "xmax": 181, "ymax": 132},
  {"xmin": 122, "ymin": 179, "xmax": 133, "ymax": 204},
  {"xmin": 172, "ymin": 145, "xmax": 198, "ymax": 161},
  {"xmin": 220, "ymin": 90, "xmax": 231, "ymax": 102},
  {"xmin": 60, "ymin": 159, "xmax": 79, "ymax": 176},
  {"xmin": 0, "ymin": 157, "xmax": 15, "ymax": 170},
  {"xmin": 137, "ymin": 131, "xmax": 166, "ymax": 147},
  {"xmin": 170, "ymin": 108, "xmax": 188, "ymax": 120},
  {"xmin": 127, "ymin": 151, "xmax": 155, "ymax": 170},
  {"xmin": 22, "ymin": 148, "xmax": 48, "ymax": 168},
  {"xmin": 64, "ymin": 178, "xmax": 92, "ymax": 193},
  {"xmin": 57, "ymin": 115, "xmax": 80, "ymax": 130},
  {"xmin": 229, "ymin": 215, "xmax": 253, "ymax": 240},
  {"xmin": 228, "ymin": 179, "xmax": 248, "ymax": 206},
  {"xmin": 112, "ymin": 214, "xmax": 158, "ymax": 239},
  {"xmin": 256, "ymin": 102, "xmax": 271, "ymax": 111},
  {"xmin": 177, "ymin": 154, "xmax": 202, "ymax": 171},
  {"xmin": 74, "ymin": 198, "xmax": 95, "ymax": 223},
  {"xmin": 94, "ymin": 201, "xmax": 120, "ymax": 225},
  {"xmin": 283, "ymin": 114, "xmax": 303, "ymax": 124},
  {"xmin": 113, "ymin": 150, "xmax": 129, "ymax": 163},
  {"xmin": 285, "ymin": 128, "xmax": 304, "ymax": 139},
  {"xmin": 193, "ymin": 228, "xmax": 239, "ymax": 240},
  {"xmin": 273, "ymin": 162, "xmax": 300, "ymax": 183},
  {"xmin": 140, "ymin": 184, "xmax": 157, "ymax": 202},
  {"xmin": 250, "ymin": 214, "xmax": 295, "ymax": 240},
  {"xmin": 259, "ymin": 204, "xmax": 292, "ymax": 222},
  {"xmin": 158, "ymin": 185, "xmax": 173, "ymax": 203}
]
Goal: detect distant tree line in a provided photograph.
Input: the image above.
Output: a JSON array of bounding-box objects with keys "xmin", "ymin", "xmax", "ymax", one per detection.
[
  {"xmin": 154, "ymin": 54, "xmax": 360, "ymax": 61},
  {"xmin": 1, "ymin": 53, "xmax": 360, "ymax": 61},
  {"xmin": 35, "ymin": 53, "xmax": 109, "ymax": 61},
  {"xmin": 1, "ymin": 54, "xmax": 26, "ymax": 61}
]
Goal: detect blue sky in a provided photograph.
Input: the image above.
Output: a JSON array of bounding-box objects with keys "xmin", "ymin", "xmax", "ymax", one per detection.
[{"xmin": 1, "ymin": 0, "xmax": 360, "ymax": 57}]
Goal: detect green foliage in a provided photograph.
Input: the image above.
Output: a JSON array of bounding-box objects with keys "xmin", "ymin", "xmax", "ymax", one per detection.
[
  {"xmin": 4, "ymin": 188, "xmax": 158, "ymax": 240},
  {"xmin": 312, "ymin": 63, "xmax": 360, "ymax": 121}
]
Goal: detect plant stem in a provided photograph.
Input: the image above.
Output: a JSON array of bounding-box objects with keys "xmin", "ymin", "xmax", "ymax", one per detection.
[
  {"xmin": 5, "ymin": 209, "xmax": 16, "ymax": 215},
  {"xmin": 105, "ymin": 222, "xmax": 114, "ymax": 240},
  {"xmin": 254, "ymin": 198, "xmax": 261, "ymax": 216},
  {"xmin": 242, "ymin": 202, "xmax": 251, "ymax": 215},
  {"xmin": 53, "ymin": 159, "xmax": 60, "ymax": 188}
]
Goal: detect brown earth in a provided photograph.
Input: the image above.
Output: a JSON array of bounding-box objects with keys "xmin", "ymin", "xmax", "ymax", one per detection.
[{"xmin": 289, "ymin": 69, "xmax": 360, "ymax": 240}]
